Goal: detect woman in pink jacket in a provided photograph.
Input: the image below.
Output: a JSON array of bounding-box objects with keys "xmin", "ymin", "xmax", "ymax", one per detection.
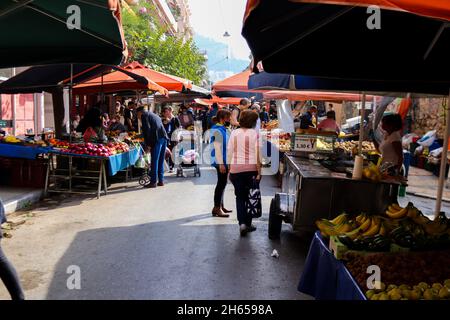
[{"xmin": 227, "ymin": 110, "xmax": 262, "ymax": 236}]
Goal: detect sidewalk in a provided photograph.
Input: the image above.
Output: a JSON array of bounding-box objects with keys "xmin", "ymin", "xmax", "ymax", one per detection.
[
  {"xmin": 0, "ymin": 186, "xmax": 44, "ymax": 214},
  {"xmin": 406, "ymin": 166, "xmax": 450, "ymax": 202}
]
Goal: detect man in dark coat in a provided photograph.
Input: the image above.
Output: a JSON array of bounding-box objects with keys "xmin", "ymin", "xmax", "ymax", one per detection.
[{"xmin": 136, "ymin": 107, "xmax": 169, "ymax": 188}]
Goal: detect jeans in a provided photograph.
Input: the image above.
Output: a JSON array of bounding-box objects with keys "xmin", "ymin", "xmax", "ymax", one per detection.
[
  {"xmin": 229, "ymin": 171, "xmax": 258, "ymax": 226},
  {"xmin": 214, "ymin": 166, "xmax": 229, "ymax": 207},
  {"xmin": 150, "ymin": 138, "xmax": 168, "ymax": 184},
  {"xmin": 0, "ymin": 243, "xmax": 24, "ymax": 300}
]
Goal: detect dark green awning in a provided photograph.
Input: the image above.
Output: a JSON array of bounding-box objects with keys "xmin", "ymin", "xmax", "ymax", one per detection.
[{"xmin": 0, "ymin": 0, "xmax": 126, "ymax": 68}]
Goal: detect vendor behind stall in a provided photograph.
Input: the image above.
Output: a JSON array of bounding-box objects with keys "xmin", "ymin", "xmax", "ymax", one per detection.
[
  {"xmin": 317, "ymin": 110, "xmax": 340, "ymax": 135},
  {"xmin": 374, "ymin": 113, "xmax": 403, "ymax": 174},
  {"xmin": 299, "ymin": 106, "xmax": 317, "ymax": 129},
  {"xmin": 76, "ymin": 107, "xmax": 107, "ymax": 143}
]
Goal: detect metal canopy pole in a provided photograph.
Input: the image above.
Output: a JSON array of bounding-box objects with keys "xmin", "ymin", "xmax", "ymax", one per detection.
[
  {"xmin": 435, "ymin": 89, "xmax": 450, "ymax": 217},
  {"xmin": 358, "ymin": 92, "xmax": 367, "ymax": 155},
  {"xmin": 69, "ymin": 63, "xmax": 73, "ymax": 143}
]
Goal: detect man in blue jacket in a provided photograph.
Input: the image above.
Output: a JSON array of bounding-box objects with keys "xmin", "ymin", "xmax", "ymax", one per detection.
[{"xmin": 136, "ymin": 107, "xmax": 169, "ymax": 188}]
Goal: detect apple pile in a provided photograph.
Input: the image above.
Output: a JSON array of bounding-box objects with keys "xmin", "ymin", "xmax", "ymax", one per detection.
[
  {"xmin": 60, "ymin": 143, "xmax": 113, "ymax": 157},
  {"xmin": 107, "ymin": 142, "xmax": 129, "ymax": 155}
]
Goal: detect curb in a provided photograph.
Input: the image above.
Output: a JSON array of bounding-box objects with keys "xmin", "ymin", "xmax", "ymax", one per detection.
[
  {"xmin": 405, "ymin": 191, "xmax": 450, "ymax": 203},
  {"xmin": 3, "ymin": 189, "xmax": 44, "ymax": 215}
]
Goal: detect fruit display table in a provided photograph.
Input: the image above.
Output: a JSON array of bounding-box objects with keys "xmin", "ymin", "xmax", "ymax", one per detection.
[
  {"xmin": 297, "ymin": 232, "xmax": 366, "ymax": 300},
  {"xmin": 45, "ymin": 148, "xmax": 141, "ymax": 199},
  {"xmin": 0, "ymin": 143, "xmax": 50, "ymax": 160}
]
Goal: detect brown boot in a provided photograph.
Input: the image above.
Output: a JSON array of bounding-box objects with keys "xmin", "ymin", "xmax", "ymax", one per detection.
[
  {"xmin": 212, "ymin": 206, "xmax": 229, "ymax": 218},
  {"xmin": 221, "ymin": 206, "xmax": 232, "ymax": 213}
]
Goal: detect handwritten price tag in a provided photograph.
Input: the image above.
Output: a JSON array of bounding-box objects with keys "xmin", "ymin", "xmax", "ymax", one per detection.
[{"xmin": 294, "ymin": 137, "xmax": 317, "ymax": 152}]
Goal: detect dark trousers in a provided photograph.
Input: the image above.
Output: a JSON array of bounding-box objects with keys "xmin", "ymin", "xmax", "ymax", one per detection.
[
  {"xmin": 229, "ymin": 171, "xmax": 258, "ymax": 226},
  {"xmin": 214, "ymin": 166, "xmax": 229, "ymax": 207},
  {"xmin": 0, "ymin": 243, "xmax": 24, "ymax": 300},
  {"xmin": 150, "ymin": 138, "xmax": 167, "ymax": 184}
]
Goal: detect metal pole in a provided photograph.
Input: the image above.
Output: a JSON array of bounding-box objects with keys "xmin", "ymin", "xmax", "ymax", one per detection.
[
  {"xmin": 69, "ymin": 64, "xmax": 73, "ymax": 143},
  {"xmin": 358, "ymin": 92, "xmax": 367, "ymax": 155},
  {"xmin": 435, "ymin": 90, "xmax": 450, "ymax": 217}
]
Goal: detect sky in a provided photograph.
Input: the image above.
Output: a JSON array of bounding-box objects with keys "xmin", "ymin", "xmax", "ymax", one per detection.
[{"xmin": 188, "ymin": 0, "xmax": 251, "ymax": 61}]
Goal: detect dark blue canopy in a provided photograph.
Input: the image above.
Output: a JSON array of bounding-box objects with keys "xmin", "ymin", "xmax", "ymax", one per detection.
[{"xmin": 248, "ymin": 72, "xmax": 448, "ymax": 96}]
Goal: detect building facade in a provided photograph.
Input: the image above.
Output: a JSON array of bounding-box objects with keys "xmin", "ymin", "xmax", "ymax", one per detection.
[{"xmin": 124, "ymin": 0, "xmax": 192, "ymax": 41}]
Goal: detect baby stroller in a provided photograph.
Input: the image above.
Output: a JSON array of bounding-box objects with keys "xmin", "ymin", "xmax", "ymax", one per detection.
[{"xmin": 175, "ymin": 129, "xmax": 201, "ymax": 178}]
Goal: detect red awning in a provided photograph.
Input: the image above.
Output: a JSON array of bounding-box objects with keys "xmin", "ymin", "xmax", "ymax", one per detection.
[
  {"xmin": 263, "ymin": 90, "xmax": 375, "ymax": 101},
  {"xmin": 123, "ymin": 61, "xmax": 192, "ymax": 92},
  {"xmin": 73, "ymin": 67, "xmax": 169, "ymax": 96},
  {"xmin": 245, "ymin": 0, "xmax": 450, "ymax": 22}
]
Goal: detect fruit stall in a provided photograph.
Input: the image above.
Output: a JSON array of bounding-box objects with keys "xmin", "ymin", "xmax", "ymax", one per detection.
[
  {"xmin": 0, "ymin": 134, "xmax": 51, "ymax": 188},
  {"xmin": 44, "ymin": 140, "xmax": 141, "ymax": 199},
  {"xmin": 298, "ymin": 202, "xmax": 450, "ymax": 300}
]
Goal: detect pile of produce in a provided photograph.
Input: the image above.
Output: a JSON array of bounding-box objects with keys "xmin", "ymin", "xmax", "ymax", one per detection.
[
  {"xmin": 316, "ymin": 203, "xmax": 450, "ymax": 251},
  {"xmin": 1, "ymin": 135, "xmax": 22, "ymax": 144},
  {"xmin": 49, "ymin": 139, "xmax": 70, "ymax": 149},
  {"xmin": 0, "ymin": 135, "xmax": 47, "ymax": 146},
  {"xmin": 107, "ymin": 142, "xmax": 130, "ymax": 154},
  {"xmin": 264, "ymin": 120, "xmax": 279, "ymax": 130},
  {"xmin": 335, "ymin": 141, "xmax": 376, "ymax": 154},
  {"xmin": 345, "ymin": 251, "xmax": 450, "ymax": 300},
  {"xmin": 56, "ymin": 143, "xmax": 115, "ymax": 157}
]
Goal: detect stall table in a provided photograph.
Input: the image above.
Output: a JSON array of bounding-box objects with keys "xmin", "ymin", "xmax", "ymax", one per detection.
[
  {"xmin": 298, "ymin": 232, "xmax": 366, "ymax": 300},
  {"xmin": 45, "ymin": 148, "xmax": 140, "ymax": 198},
  {"xmin": 0, "ymin": 143, "xmax": 50, "ymax": 159}
]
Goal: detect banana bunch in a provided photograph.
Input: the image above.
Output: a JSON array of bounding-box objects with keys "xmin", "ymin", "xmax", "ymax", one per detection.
[
  {"xmin": 422, "ymin": 212, "xmax": 449, "ymax": 236},
  {"xmin": 4, "ymin": 135, "xmax": 21, "ymax": 143},
  {"xmin": 316, "ymin": 213, "xmax": 355, "ymax": 237},
  {"xmin": 385, "ymin": 203, "xmax": 412, "ymax": 219}
]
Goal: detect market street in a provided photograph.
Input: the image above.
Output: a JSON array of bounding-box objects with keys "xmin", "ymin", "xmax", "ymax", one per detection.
[{"xmin": 0, "ymin": 167, "xmax": 311, "ymax": 300}]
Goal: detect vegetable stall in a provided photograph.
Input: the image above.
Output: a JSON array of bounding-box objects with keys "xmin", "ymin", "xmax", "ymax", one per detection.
[{"xmin": 242, "ymin": 0, "xmax": 450, "ymax": 300}]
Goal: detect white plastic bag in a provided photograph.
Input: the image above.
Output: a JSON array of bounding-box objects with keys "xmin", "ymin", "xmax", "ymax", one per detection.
[
  {"xmin": 429, "ymin": 147, "xmax": 443, "ymax": 158},
  {"xmin": 417, "ymin": 130, "xmax": 437, "ymax": 147}
]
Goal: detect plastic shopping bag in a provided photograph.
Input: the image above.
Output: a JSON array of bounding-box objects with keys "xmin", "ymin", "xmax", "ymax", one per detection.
[
  {"xmin": 417, "ymin": 130, "xmax": 437, "ymax": 147},
  {"xmin": 247, "ymin": 178, "xmax": 262, "ymax": 218},
  {"xmin": 135, "ymin": 155, "xmax": 146, "ymax": 168},
  {"xmin": 143, "ymin": 153, "xmax": 151, "ymax": 165}
]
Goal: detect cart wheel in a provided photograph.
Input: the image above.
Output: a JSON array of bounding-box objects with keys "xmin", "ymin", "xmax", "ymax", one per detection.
[
  {"xmin": 268, "ymin": 198, "xmax": 282, "ymax": 240},
  {"xmin": 176, "ymin": 169, "xmax": 182, "ymax": 177},
  {"xmin": 139, "ymin": 175, "xmax": 150, "ymax": 186}
]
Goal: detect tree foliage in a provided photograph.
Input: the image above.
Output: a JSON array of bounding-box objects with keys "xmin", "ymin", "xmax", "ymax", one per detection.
[{"xmin": 122, "ymin": 3, "xmax": 207, "ymax": 85}]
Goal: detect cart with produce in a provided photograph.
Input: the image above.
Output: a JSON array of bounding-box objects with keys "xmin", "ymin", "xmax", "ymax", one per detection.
[{"xmin": 268, "ymin": 131, "xmax": 401, "ymax": 240}]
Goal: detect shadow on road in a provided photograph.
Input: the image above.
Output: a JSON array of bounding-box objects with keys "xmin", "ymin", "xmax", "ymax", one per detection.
[{"xmin": 45, "ymin": 213, "xmax": 312, "ymax": 300}]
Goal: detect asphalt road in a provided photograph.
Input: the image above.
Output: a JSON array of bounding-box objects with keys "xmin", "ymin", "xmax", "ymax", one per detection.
[{"xmin": 0, "ymin": 167, "xmax": 311, "ymax": 300}]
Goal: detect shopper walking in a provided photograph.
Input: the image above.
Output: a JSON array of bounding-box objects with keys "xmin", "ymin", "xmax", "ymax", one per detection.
[
  {"xmin": 161, "ymin": 106, "xmax": 180, "ymax": 172},
  {"xmin": 230, "ymin": 98, "xmax": 250, "ymax": 129},
  {"xmin": 210, "ymin": 109, "xmax": 232, "ymax": 218},
  {"xmin": 227, "ymin": 110, "xmax": 262, "ymax": 236},
  {"xmin": 0, "ymin": 200, "xmax": 25, "ymax": 300},
  {"xmin": 137, "ymin": 106, "xmax": 169, "ymax": 188}
]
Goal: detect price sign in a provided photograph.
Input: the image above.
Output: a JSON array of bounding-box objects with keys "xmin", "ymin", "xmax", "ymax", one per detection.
[{"xmin": 293, "ymin": 136, "xmax": 317, "ymax": 152}]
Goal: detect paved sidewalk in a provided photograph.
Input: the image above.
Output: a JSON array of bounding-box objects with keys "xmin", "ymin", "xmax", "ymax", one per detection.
[
  {"xmin": 406, "ymin": 166, "xmax": 450, "ymax": 202},
  {"xmin": 0, "ymin": 187, "xmax": 44, "ymax": 214}
]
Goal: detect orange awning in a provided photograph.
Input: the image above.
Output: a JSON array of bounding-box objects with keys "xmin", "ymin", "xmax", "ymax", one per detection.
[
  {"xmin": 195, "ymin": 96, "xmax": 243, "ymax": 106},
  {"xmin": 123, "ymin": 61, "xmax": 192, "ymax": 92},
  {"xmin": 73, "ymin": 68, "xmax": 169, "ymax": 96},
  {"xmin": 245, "ymin": 0, "xmax": 450, "ymax": 22},
  {"xmin": 213, "ymin": 70, "xmax": 253, "ymax": 92},
  {"xmin": 263, "ymin": 90, "xmax": 374, "ymax": 101}
]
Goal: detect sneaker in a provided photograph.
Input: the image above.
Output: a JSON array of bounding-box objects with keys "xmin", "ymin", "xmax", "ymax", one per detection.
[
  {"xmin": 248, "ymin": 225, "xmax": 257, "ymax": 232},
  {"xmin": 144, "ymin": 183, "xmax": 157, "ymax": 188},
  {"xmin": 157, "ymin": 182, "xmax": 164, "ymax": 186},
  {"xmin": 239, "ymin": 224, "xmax": 248, "ymax": 237}
]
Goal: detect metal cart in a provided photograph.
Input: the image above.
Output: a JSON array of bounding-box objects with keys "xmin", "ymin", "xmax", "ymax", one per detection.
[{"xmin": 268, "ymin": 133, "xmax": 400, "ymax": 239}]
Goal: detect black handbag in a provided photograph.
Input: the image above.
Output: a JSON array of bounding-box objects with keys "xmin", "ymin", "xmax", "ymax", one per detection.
[{"xmin": 247, "ymin": 178, "xmax": 262, "ymax": 218}]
